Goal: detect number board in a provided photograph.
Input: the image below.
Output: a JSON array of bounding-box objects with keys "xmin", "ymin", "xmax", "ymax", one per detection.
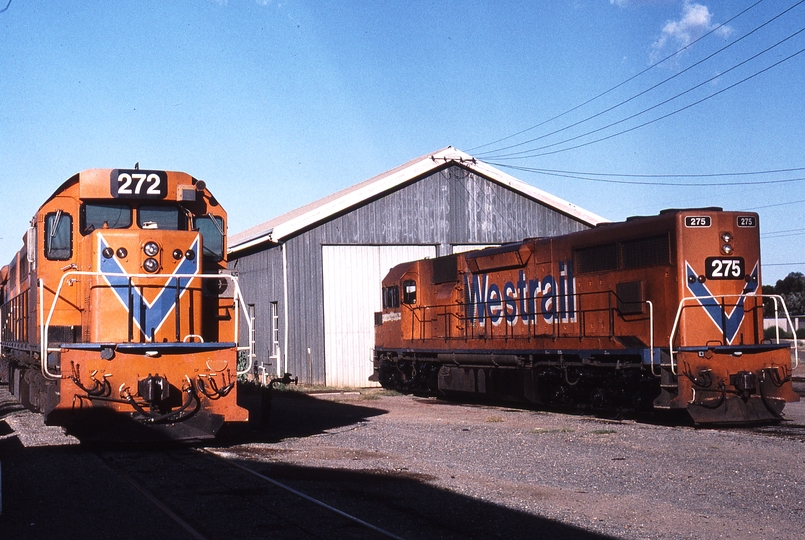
[
  {"xmin": 685, "ymin": 216, "xmax": 711, "ymax": 228},
  {"xmin": 705, "ymin": 257, "xmax": 745, "ymax": 280},
  {"xmin": 737, "ymin": 216, "xmax": 757, "ymax": 228},
  {"xmin": 110, "ymin": 169, "xmax": 168, "ymax": 199}
]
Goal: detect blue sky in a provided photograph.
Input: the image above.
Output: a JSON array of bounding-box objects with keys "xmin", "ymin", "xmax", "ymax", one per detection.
[{"xmin": 1, "ymin": 0, "xmax": 803, "ymax": 283}]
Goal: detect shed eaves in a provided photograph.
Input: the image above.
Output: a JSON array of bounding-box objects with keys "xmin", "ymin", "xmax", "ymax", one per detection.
[{"xmin": 228, "ymin": 147, "xmax": 607, "ymax": 254}]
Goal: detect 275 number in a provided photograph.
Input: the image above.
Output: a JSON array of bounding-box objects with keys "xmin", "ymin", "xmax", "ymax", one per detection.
[{"xmin": 705, "ymin": 257, "xmax": 745, "ymax": 280}]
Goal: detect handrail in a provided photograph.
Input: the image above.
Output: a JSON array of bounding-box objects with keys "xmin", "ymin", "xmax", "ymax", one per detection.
[
  {"xmin": 668, "ymin": 293, "xmax": 798, "ymax": 375},
  {"xmin": 39, "ymin": 280, "xmax": 61, "ymax": 379},
  {"xmin": 646, "ymin": 300, "xmax": 657, "ymax": 376},
  {"xmin": 407, "ymin": 292, "xmax": 655, "ymax": 358},
  {"xmin": 39, "ymin": 270, "xmax": 255, "ymax": 380}
]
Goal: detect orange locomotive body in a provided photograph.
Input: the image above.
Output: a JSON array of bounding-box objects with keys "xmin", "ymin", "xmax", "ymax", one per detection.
[
  {"xmin": 0, "ymin": 169, "xmax": 255, "ymax": 439},
  {"xmin": 373, "ymin": 208, "xmax": 799, "ymax": 424}
]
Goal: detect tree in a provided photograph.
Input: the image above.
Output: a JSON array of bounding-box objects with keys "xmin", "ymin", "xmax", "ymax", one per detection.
[{"xmin": 763, "ymin": 272, "xmax": 805, "ymax": 317}]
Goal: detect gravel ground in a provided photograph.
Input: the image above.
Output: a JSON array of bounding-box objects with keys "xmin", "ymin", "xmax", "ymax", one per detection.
[
  {"xmin": 2, "ymin": 381, "xmax": 803, "ymax": 539},
  {"xmin": 226, "ymin": 389, "xmax": 805, "ymax": 540}
]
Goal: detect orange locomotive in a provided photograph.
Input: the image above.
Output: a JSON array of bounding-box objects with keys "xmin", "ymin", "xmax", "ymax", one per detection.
[
  {"xmin": 0, "ymin": 169, "xmax": 255, "ymax": 439},
  {"xmin": 373, "ymin": 208, "xmax": 799, "ymax": 424}
]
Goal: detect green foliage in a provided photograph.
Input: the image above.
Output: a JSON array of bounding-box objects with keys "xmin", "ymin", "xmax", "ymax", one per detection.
[
  {"xmin": 763, "ymin": 272, "xmax": 805, "ymax": 317},
  {"xmin": 764, "ymin": 326, "xmax": 793, "ymax": 340}
]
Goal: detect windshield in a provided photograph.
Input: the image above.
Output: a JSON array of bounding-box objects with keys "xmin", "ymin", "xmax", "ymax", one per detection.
[
  {"xmin": 138, "ymin": 205, "xmax": 187, "ymax": 230},
  {"xmin": 82, "ymin": 203, "xmax": 131, "ymax": 234}
]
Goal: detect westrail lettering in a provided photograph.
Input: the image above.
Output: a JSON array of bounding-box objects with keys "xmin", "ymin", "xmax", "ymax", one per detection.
[{"xmin": 464, "ymin": 261, "xmax": 576, "ymax": 326}]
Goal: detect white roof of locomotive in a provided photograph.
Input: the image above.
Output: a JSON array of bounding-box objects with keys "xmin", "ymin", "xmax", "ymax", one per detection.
[{"xmin": 228, "ymin": 147, "xmax": 607, "ymax": 254}]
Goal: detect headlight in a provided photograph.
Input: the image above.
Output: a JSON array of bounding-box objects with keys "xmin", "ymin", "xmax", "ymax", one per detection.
[
  {"xmin": 722, "ymin": 244, "xmax": 734, "ymax": 255},
  {"xmin": 144, "ymin": 241, "xmax": 160, "ymax": 257},
  {"xmin": 143, "ymin": 258, "xmax": 159, "ymax": 273},
  {"xmin": 721, "ymin": 232, "xmax": 733, "ymax": 243}
]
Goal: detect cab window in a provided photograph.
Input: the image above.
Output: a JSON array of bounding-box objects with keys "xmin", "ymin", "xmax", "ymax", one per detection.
[
  {"xmin": 403, "ymin": 280, "xmax": 417, "ymax": 305},
  {"xmin": 383, "ymin": 286, "xmax": 400, "ymax": 309},
  {"xmin": 138, "ymin": 205, "xmax": 187, "ymax": 230},
  {"xmin": 196, "ymin": 215, "xmax": 225, "ymax": 261},
  {"xmin": 81, "ymin": 203, "xmax": 131, "ymax": 234},
  {"xmin": 45, "ymin": 211, "xmax": 73, "ymax": 260}
]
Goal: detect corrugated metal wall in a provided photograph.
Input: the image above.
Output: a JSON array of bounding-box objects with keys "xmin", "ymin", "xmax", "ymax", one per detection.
[
  {"xmin": 231, "ymin": 164, "xmax": 593, "ymax": 386},
  {"xmin": 231, "ymin": 246, "xmax": 284, "ymax": 378}
]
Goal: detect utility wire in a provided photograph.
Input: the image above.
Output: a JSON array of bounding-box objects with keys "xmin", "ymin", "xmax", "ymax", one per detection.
[
  {"xmin": 744, "ymin": 199, "xmax": 805, "ymax": 210},
  {"xmin": 468, "ymin": 0, "xmax": 765, "ymax": 153},
  {"xmin": 487, "ymin": 164, "xmax": 805, "ymax": 187},
  {"xmin": 510, "ymin": 167, "xmax": 805, "ymax": 179},
  {"xmin": 762, "ymin": 229, "xmax": 805, "ymax": 239},
  {"xmin": 483, "ymin": 44, "xmax": 805, "ymax": 160},
  {"xmin": 475, "ymin": 0, "xmax": 804, "ymax": 158}
]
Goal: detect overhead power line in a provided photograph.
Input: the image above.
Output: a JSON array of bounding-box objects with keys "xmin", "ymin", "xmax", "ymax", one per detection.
[
  {"xmin": 482, "ymin": 43, "xmax": 805, "ymax": 161},
  {"xmin": 486, "ymin": 163, "xmax": 805, "ymax": 187},
  {"xmin": 475, "ymin": 0, "xmax": 805, "ymax": 159},
  {"xmin": 762, "ymin": 228, "xmax": 805, "ymax": 239},
  {"xmin": 509, "ymin": 166, "xmax": 805, "ymax": 179},
  {"xmin": 467, "ymin": 0, "xmax": 766, "ymax": 153}
]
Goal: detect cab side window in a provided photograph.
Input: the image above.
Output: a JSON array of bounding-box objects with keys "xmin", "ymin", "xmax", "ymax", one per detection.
[
  {"xmin": 383, "ymin": 286, "xmax": 400, "ymax": 309},
  {"xmin": 196, "ymin": 215, "xmax": 225, "ymax": 261},
  {"xmin": 45, "ymin": 211, "xmax": 73, "ymax": 260},
  {"xmin": 403, "ymin": 280, "xmax": 417, "ymax": 305}
]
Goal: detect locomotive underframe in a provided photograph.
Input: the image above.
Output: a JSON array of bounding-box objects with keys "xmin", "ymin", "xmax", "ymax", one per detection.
[
  {"xmin": 374, "ymin": 341, "xmax": 797, "ymax": 423},
  {"xmin": 374, "ymin": 347, "xmax": 662, "ymax": 414}
]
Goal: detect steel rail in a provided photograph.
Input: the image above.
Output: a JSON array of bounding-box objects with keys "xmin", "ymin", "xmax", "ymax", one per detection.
[
  {"xmin": 97, "ymin": 453, "xmax": 210, "ymax": 540},
  {"xmin": 201, "ymin": 448, "xmax": 408, "ymax": 540}
]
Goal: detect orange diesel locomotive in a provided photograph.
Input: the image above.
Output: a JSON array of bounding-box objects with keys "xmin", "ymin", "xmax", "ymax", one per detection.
[
  {"xmin": 0, "ymin": 169, "xmax": 255, "ymax": 439},
  {"xmin": 373, "ymin": 209, "xmax": 799, "ymax": 424}
]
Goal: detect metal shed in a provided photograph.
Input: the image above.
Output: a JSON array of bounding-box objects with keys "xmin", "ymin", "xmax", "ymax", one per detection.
[{"xmin": 228, "ymin": 147, "xmax": 606, "ymax": 387}]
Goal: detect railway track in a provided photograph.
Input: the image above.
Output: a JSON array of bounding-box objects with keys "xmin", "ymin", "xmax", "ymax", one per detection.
[{"xmin": 95, "ymin": 446, "xmax": 406, "ymax": 540}]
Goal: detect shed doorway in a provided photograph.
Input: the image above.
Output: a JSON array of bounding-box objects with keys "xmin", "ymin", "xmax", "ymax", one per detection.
[{"xmin": 322, "ymin": 245, "xmax": 436, "ymax": 387}]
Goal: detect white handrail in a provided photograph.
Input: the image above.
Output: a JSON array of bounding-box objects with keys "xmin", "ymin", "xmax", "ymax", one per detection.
[
  {"xmin": 39, "ymin": 279, "xmax": 62, "ymax": 380},
  {"xmin": 646, "ymin": 300, "xmax": 657, "ymax": 377},
  {"xmin": 228, "ymin": 276, "xmax": 256, "ymax": 375},
  {"xmin": 668, "ymin": 293, "xmax": 798, "ymax": 375},
  {"xmin": 39, "ymin": 270, "xmax": 255, "ymax": 379}
]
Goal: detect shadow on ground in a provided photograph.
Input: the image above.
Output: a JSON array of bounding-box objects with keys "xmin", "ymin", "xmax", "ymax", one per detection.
[
  {"xmin": 223, "ymin": 457, "xmax": 620, "ymax": 540},
  {"xmin": 217, "ymin": 389, "xmax": 389, "ymax": 444}
]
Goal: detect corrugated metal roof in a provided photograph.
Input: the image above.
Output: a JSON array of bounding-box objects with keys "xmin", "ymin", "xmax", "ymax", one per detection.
[{"xmin": 228, "ymin": 147, "xmax": 607, "ymax": 254}]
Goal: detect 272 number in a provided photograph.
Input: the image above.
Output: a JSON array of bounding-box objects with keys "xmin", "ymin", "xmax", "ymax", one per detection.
[{"xmin": 117, "ymin": 173, "xmax": 162, "ymax": 196}]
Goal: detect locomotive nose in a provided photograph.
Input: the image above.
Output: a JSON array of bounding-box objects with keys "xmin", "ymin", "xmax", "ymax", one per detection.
[{"xmin": 729, "ymin": 371, "xmax": 757, "ymax": 399}]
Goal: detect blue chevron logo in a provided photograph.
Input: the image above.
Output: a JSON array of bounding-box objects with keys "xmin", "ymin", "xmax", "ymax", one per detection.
[
  {"xmin": 685, "ymin": 261, "xmax": 759, "ymax": 345},
  {"xmin": 98, "ymin": 233, "xmax": 201, "ymax": 341}
]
